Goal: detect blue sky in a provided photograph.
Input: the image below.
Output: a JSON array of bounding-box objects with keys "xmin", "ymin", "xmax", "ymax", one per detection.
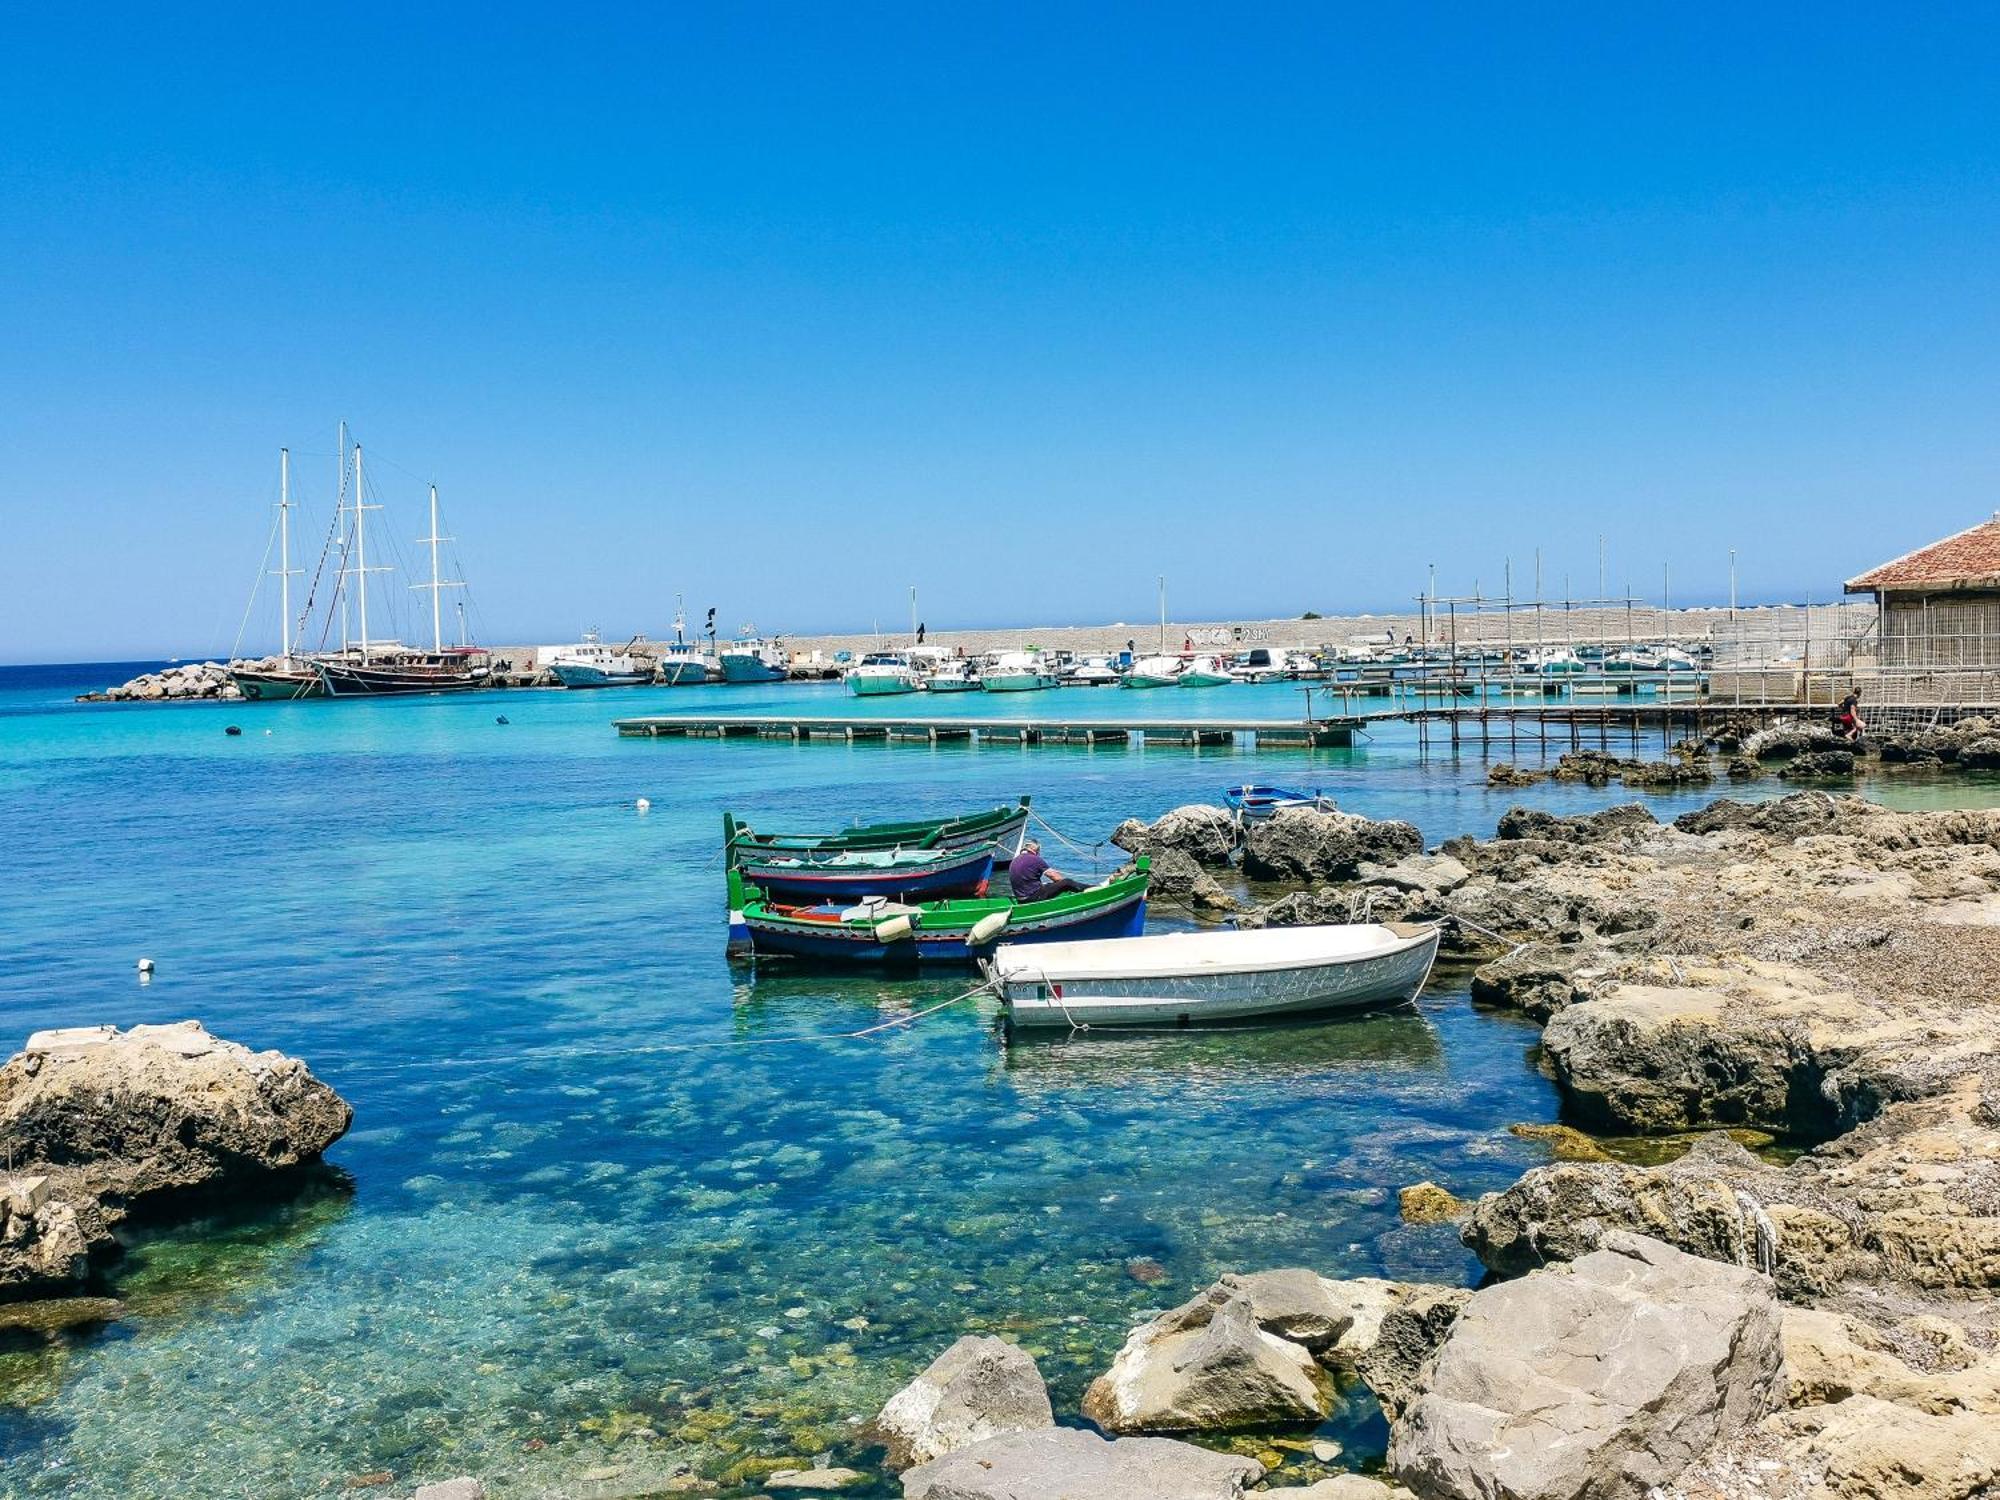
[{"xmin": 4, "ymin": 4, "xmax": 1999, "ymax": 660}]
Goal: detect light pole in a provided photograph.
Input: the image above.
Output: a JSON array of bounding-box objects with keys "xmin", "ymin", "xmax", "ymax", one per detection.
[{"xmin": 1729, "ymin": 550, "xmax": 1738, "ymax": 623}]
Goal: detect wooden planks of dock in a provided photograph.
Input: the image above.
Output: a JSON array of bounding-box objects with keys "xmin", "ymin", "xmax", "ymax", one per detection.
[{"xmin": 612, "ymin": 713, "xmax": 1370, "ymax": 748}]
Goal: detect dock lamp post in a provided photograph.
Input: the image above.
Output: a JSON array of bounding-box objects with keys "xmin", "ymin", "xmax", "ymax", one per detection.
[{"xmin": 1729, "ymin": 550, "xmax": 1738, "ymax": 624}]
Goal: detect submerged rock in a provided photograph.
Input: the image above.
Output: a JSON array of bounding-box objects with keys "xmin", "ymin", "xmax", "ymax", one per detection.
[
  {"xmin": 1390, "ymin": 1233, "xmax": 1784, "ymax": 1500},
  {"xmin": 1396, "ymin": 1182, "xmax": 1466, "ymax": 1225},
  {"xmin": 1081, "ymin": 1286, "xmax": 1328, "ymax": 1433},
  {"xmin": 873, "ymin": 1334, "xmax": 1054, "ymax": 1470},
  {"xmin": 901, "ymin": 1428, "xmax": 1262, "ymax": 1500},
  {"xmin": 409, "ymin": 1482, "xmax": 485, "ymax": 1500},
  {"xmin": 0, "ymin": 1021, "xmax": 351, "ymax": 1299}
]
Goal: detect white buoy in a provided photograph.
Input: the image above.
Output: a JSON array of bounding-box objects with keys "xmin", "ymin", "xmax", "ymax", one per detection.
[
  {"xmin": 136, "ymin": 958, "xmax": 155, "ymax": 975},
  {"xmin": 873, "ymin": 915, "xmax": 914, "ymax": 943},
  {"xmin": 968, "ymin": 911, "xmax": 1010, "ymax": 946},
  {"xmin": 635, "ymin": 797, "xmax": 652, "ymax": 813}
]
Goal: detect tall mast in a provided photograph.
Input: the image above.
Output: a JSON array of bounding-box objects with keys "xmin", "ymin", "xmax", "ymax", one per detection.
[
  {"xmin": 910, "ymin": 585, "xmax": 918, "ymax": 646},
  {"xmin": 335, "ymin": 422, "xmax": 350, "ymax": 651},
  {"xmin": 414, "ymin": 482, "xmax": 460, "ymax": 653},
  {"xmin": 275, "ymin": 448, "xmax": 296, "ymax": 660},
  {"xmin": 1158, "ymin": 575, "xmax": 1167, "ymax": 654},
  {"xmin": 354, "ymin": 443, "xmax": 372, "ymax": 656}
]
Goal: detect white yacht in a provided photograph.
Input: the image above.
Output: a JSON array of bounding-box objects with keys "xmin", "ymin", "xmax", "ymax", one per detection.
[
  {"xmin": 847, "ymin": 650, "xmax": 923, "ymax": 696},
  {"xmin": 981, "ymin": 649, "xmax": 1061, "ymax": 692},
  {"xmin": 925, "ymin": 659, "xmax": 982, "ymax": 692},
  {"xmin": 1121, "ymin": 654, "xmax": 1183, "ymax": 688},
  {"xmin": 1061, "ymin": 655, "xmax": 1121, "ymax": 687}
]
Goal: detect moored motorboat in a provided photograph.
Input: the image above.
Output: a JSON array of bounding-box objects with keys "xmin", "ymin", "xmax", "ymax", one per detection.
[
  {"xmin": 733, "ymin": 842, "xmax": 997, "ymax": 903},
  {"xmin": 1177, "ymin": 654, "xmax": 1233, "ymax": 688},
  {"xmin": 847, "ymin": 651, "xmax": 923, "ymax": 696},
  {"xmin": 987, "ymin": 921, "xmax": 1440, "ymax": 1029},
  {"xmin": 1223, "ymin": 784, "xmax": 1336, "ymax": 821},
  {"xmin": 1060, "ymin": 655, "xmax": 1120, "ymax": 687},
  {"xmin": 980, "ymin": 649, "xmax": 1061, "ymax": 692},
  {"xmin": 925, "ymin": 659, "xmax": 982, "ymax": 692},
  {"xmin": 723, "ymin": 798, "xmax": 1031, "ymax": 867},
  {"xmin": 1121, "ymin": 654, "xmax": 1182, "ymax": 688},
  {"xmin": 719, "ymin": 635, "xmax": 790, "ymax": 683},
  {"xmin": 727, "ymin": 858, "xmax": 1150, "ymax": 964}
]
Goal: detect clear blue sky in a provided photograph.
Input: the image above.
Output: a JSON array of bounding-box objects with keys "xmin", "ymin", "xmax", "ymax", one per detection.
[{"xmin": 4, "ymin": 4, "xmax": 1999, "ymax": 661}]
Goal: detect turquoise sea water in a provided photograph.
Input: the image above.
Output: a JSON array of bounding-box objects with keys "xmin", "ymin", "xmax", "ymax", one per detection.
[{"xmin": 0, "ymin": 667, "xmax": 1938, "ymax": 1497}]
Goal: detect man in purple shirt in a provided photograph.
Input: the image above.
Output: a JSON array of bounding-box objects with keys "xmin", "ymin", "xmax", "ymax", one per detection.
[{"xmin": 1008, "ymin": 839, "xmax": 1087, "ymax": 902}]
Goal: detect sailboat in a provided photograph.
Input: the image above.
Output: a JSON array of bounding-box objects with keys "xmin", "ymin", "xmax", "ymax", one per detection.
[
  {"xmin": 314, "ymin": 445, "xmax": 492, "ymax": 696},
  {"xmin": 229, "ymin": 447, "xmax": 328, "ymax": 700}
]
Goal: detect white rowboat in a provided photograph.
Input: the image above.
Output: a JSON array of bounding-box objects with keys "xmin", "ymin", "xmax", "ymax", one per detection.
[{"xmin": 987, "ymin": 921, "xmax": 1440, "ymax": 1029}]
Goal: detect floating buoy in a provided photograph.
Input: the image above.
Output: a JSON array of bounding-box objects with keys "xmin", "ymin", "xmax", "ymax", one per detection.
[
  {"xmin": 968, "ymin": 911, "xmax": 1010, "ymax": 946},
  {"xmin": 496, "ymin": 715, "xmax": 510, "ymax": 725},
  {"xmin": 224, "ymin": 725, "xmax": 242, "ymax": 736},
  {"xmin": 136, "ymin": 958, "xmax": 155, "ymax": 975},
  {"xmin": 873, "ymin": 915, "xmax": 914, "ymax": 943},
  {"xmin": 635, "ymin": 797, "xmax": 651, "ymax": 813}
]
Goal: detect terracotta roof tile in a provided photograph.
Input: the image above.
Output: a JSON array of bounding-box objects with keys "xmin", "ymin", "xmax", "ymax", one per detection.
[{"xmin": 1846, "ymin": 517, "xmax": 2000, "ymax": 592}]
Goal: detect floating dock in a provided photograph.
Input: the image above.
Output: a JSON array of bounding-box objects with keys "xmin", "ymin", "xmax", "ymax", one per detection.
[{"xmin": 613, "ymin": 712, "xmax": 1373, "ymax": 749}]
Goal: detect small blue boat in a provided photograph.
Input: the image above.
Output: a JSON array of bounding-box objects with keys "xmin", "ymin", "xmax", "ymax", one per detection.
[
  {"xmin": 1223, "ymin": 784, "xmax": 1337, "ymax": 821},
  {"xmin": 733, "ymin": 842, "xmax": 998, "ymax": 902}
]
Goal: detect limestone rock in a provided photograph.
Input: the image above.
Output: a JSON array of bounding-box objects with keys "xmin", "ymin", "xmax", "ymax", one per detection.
[
  {"xmin": 1761, "ymin": 1394, "xmax": 2000, "ymax": 1499},
  {"xmin": 874, "ymin": 1335, "xmax": 1054, "ymax": 1470},
  {"xmin": 902, "ymin": 1428, "xmax": 1263, "ymax": 1500},
  {"xmin": 0, "ymin": 1022, "xmax": 351, "ymax": 1299},
  {"xmin": 411, "ymin": 1482, "xmax": 485, "ymax": 1500},
  {"xmin": 1273, "ymin": 1479, "xmax": 1415, "ymax": 1500},
  {"xmin": 1211, "ymin": 1268, "xmax": 1356, "ymax": 1355},
  {"xmin": 1355, "ymin": 855, "xmax": 1469, "ymax": 898},
  {"xmin": 1781, "ymin": 1307, "xmax": 2000, "ymax": 1415},
  {"xmin": 1390, "ymin": 1233, "xmax": 1784, "ymax": 1500},
  {"xmin": 1351, "ymin": 1285, "xmax": 1470, "ymax": 1423},
  {"xmin": 1485, "ymin": 763, "xmax": 1543, "ymax": 788},
  {"xmin": 1779, "ymin": 748, "xmax": 1857, "ymax": 779},
  {"xmin": 1243, "ymin": 807, "xmax": 1424, "ymax": 883},
  {"xmin": 1467, "ymin": 942, "xmax": 1596, "ymax": 1020},
  {"xmin": 767, "ymin": 1468, "xmax": 866, "ymax": 1491},
  {"xmin": 1135, "ymin": 847, "xmax": 1240, "ymax": 913},
  {"xmin": 1110, "ymin": 805, "xmax": 1240, "ymax": 866},
  {"xmin": 1081, "ymin": 1288, "xmax": 1328, "ymax": 1433}
]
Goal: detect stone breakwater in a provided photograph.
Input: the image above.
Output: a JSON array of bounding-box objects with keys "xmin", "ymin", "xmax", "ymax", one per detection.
[
  {"xmin": 81, "ymin": 659, "xmax": 244, "ymax": 701},
  {"xmin": 0, "ymin": 1020, "xmax": 351, "ymax": 1301}
]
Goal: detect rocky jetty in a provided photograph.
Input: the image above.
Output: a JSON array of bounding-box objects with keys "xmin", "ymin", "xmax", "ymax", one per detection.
[
  {"xmin": 0, "ymin": 1021, "xmax": 351, "ymax": 1299},
  {"xmin": 81, "ymin": 659, "xmax": 244, "ymax": 702},
  {"xmin": 870, "ymin": 788, "xmax": 1989, "ymax": 1496}
]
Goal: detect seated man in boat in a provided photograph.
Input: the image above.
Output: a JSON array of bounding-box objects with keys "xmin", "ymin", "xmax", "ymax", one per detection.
[{"xmin": 1008, "ymin": 839, "xmax": 1087, "ymax": 902}]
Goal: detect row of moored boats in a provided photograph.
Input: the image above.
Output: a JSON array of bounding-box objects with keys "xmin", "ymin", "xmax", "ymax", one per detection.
[{"xmin": 722, "ymin": 792, "xmax": 1440, "ymax": 1030}]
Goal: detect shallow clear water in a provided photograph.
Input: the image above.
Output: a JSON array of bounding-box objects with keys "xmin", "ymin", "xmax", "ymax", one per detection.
[{"xmin": 0, "ymin": 667, "xmax": 1946, "ymax": 1497}]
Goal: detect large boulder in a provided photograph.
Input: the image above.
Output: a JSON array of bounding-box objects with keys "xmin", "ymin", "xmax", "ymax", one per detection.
[
  {"xmin": 1110, "ymin": 805, "xmax": 1240, "ymax": 866},
  {"xmin": 874, "ymin": 1334, "xmax": 1054, "ymax": 1469},
  {"xmin": 1466, "ymin": 942, "xmax": 1597, "ymax": 1021},
  {"xmin": 1758, "ymin": 1395, "xmax": 2000, "ymax": 1499},
  {"xmin": 1212, "ymin": 1268, "xmax": 1356, "ymax": 1355},
  {"xmin": 1243, "ymin": 807, "xmax": 1424, "ymax": 883},
  {"xmin": 1081, "ymin": 1286, "xmax": 1328, "ymax": 1432},
  {"xmin": 1389, "ymin": 1233, "xmax": 1785, "ymax": 1500},
  {"xmin": 1494, "ymin": 803, "xmax": 1658, "ymax": 845},
  {"xmin": 901, "ymin": 1428, "xmax": 1262, "ymax": 1500},
  {"xmin": 1133, "ymin": 847, "xmax": 1239, "ymax": 914},
  {"xmin": 0, "ymin": 1022, "xmax": 351, "ymax": 1298},
  {"xmin": 1352, "ymin": 1285, "xmax": 1471, "ymax": 1423}
]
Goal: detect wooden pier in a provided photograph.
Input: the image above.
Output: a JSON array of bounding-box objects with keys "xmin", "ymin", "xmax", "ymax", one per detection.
[{"xmin": 613, "ymin": 712, "xmax": 1373, "ymax": 749}]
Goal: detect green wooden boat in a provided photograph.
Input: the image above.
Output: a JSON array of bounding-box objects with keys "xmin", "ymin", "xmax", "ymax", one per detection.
[
  {"xmin": 726, "ymin": 855, "xmax": 1150, "ymax": 966},
  {"xmin": 723, "ymin": 797, "xmax": 1031, "ymax": 869}
]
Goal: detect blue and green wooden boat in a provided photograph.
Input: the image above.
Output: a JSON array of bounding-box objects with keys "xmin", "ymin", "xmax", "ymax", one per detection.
[
  {"xmin": 727, "ymin": 857, "xmax": 1150, "ymax": 966},
  {"xmin": 723, "ymin": 797, "xmax": 1031, "ymax": 870}
]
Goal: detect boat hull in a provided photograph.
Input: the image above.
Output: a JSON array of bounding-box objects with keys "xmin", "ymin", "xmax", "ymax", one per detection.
[
  {"xmin": 739, "ymin": 888, "xmax": 1147, "ymax": 967},
  {"xmin": 1120, "ymin": 675, "xmax": 1177, "ymax": 689},
  {"xmin": 725, "ymin": 801, "xmax": 1031, "ymax": 867},
  {"xmin": 719, "ymin": 655, "xmax": 787, "ymax": 683},
  {"xmin": 552, "ymin": 663, "xmax": 652, "ymax": 688},
  {"xmin": 849, "ymin": 675, "xmax": 920, "ymax": 696},
  {"xmin": 229, "ymin": 668, "xmax": 326, "ymax": 701},
  {"xmin": 317, "ymin": 661, "xmax": 492, "ymax": 696},
  {"xmin": 997, "ymin": 924, "xmax": 1439, "ymax": 1028},
  {"xmin": 1177, "ymin": 673, "xmax": 1232, "ymax": 688},
  {"xmin": 925, "ymin": 678, "xmax": 981, "ymax": 692},
  {"xmin": 982, "ymin": 673, "xmax": 1059, "ymax": 692},
  {"xmin": 658, "ymin": 658, "xmax": 714, "ymax": 685},
  {"xmin": 736, "ymin": 848, "xmax": 996, "ymax": 903}
]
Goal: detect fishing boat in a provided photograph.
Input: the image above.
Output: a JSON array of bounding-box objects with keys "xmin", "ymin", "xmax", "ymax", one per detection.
[
  {"xmin": 1223, "ymin": 784, "xmax": 1336, "ymax": 821},
  {"xmin": 549, "ymin": 631, "xmax": 652, "ymax": 688},
  {"xmin": 1177, "ymin": 654, "xmax": 1233, "ymax": 688},
  {"xmin": 1121, "ymin": 655, "xmax": 1182, "ymax": 688},
  {"xmin": 987, "ymin": 921, "xmax": 1440, "ymax": 1029},
  {"xmin": 659, "ymin": 598, "xmax": 721, "ymax": 683},
  {"xmin": 926, "ymin": 658, "xmax": 982, "ymax": 692},
  {"xmin": 723, "ymin": 798, "xmax": 1032, "ymax": 867},
  {"xmin": 719, "ymin": 634, "xmax": 790, "ymax": 683},
  {"xmin": 732, "ymin": 842, "xmax": 997, "ymax": 903},
  {"xmin": 980, "ymin": 650, "xmax": 1061, "ymax": 692},
  {"xmin": 727, "ymin": 858, "xmax": 1150, "ymax": 965},
  {"xmin": 848, "ymin": 651, "xmax": 923, "ymax": 696}
]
